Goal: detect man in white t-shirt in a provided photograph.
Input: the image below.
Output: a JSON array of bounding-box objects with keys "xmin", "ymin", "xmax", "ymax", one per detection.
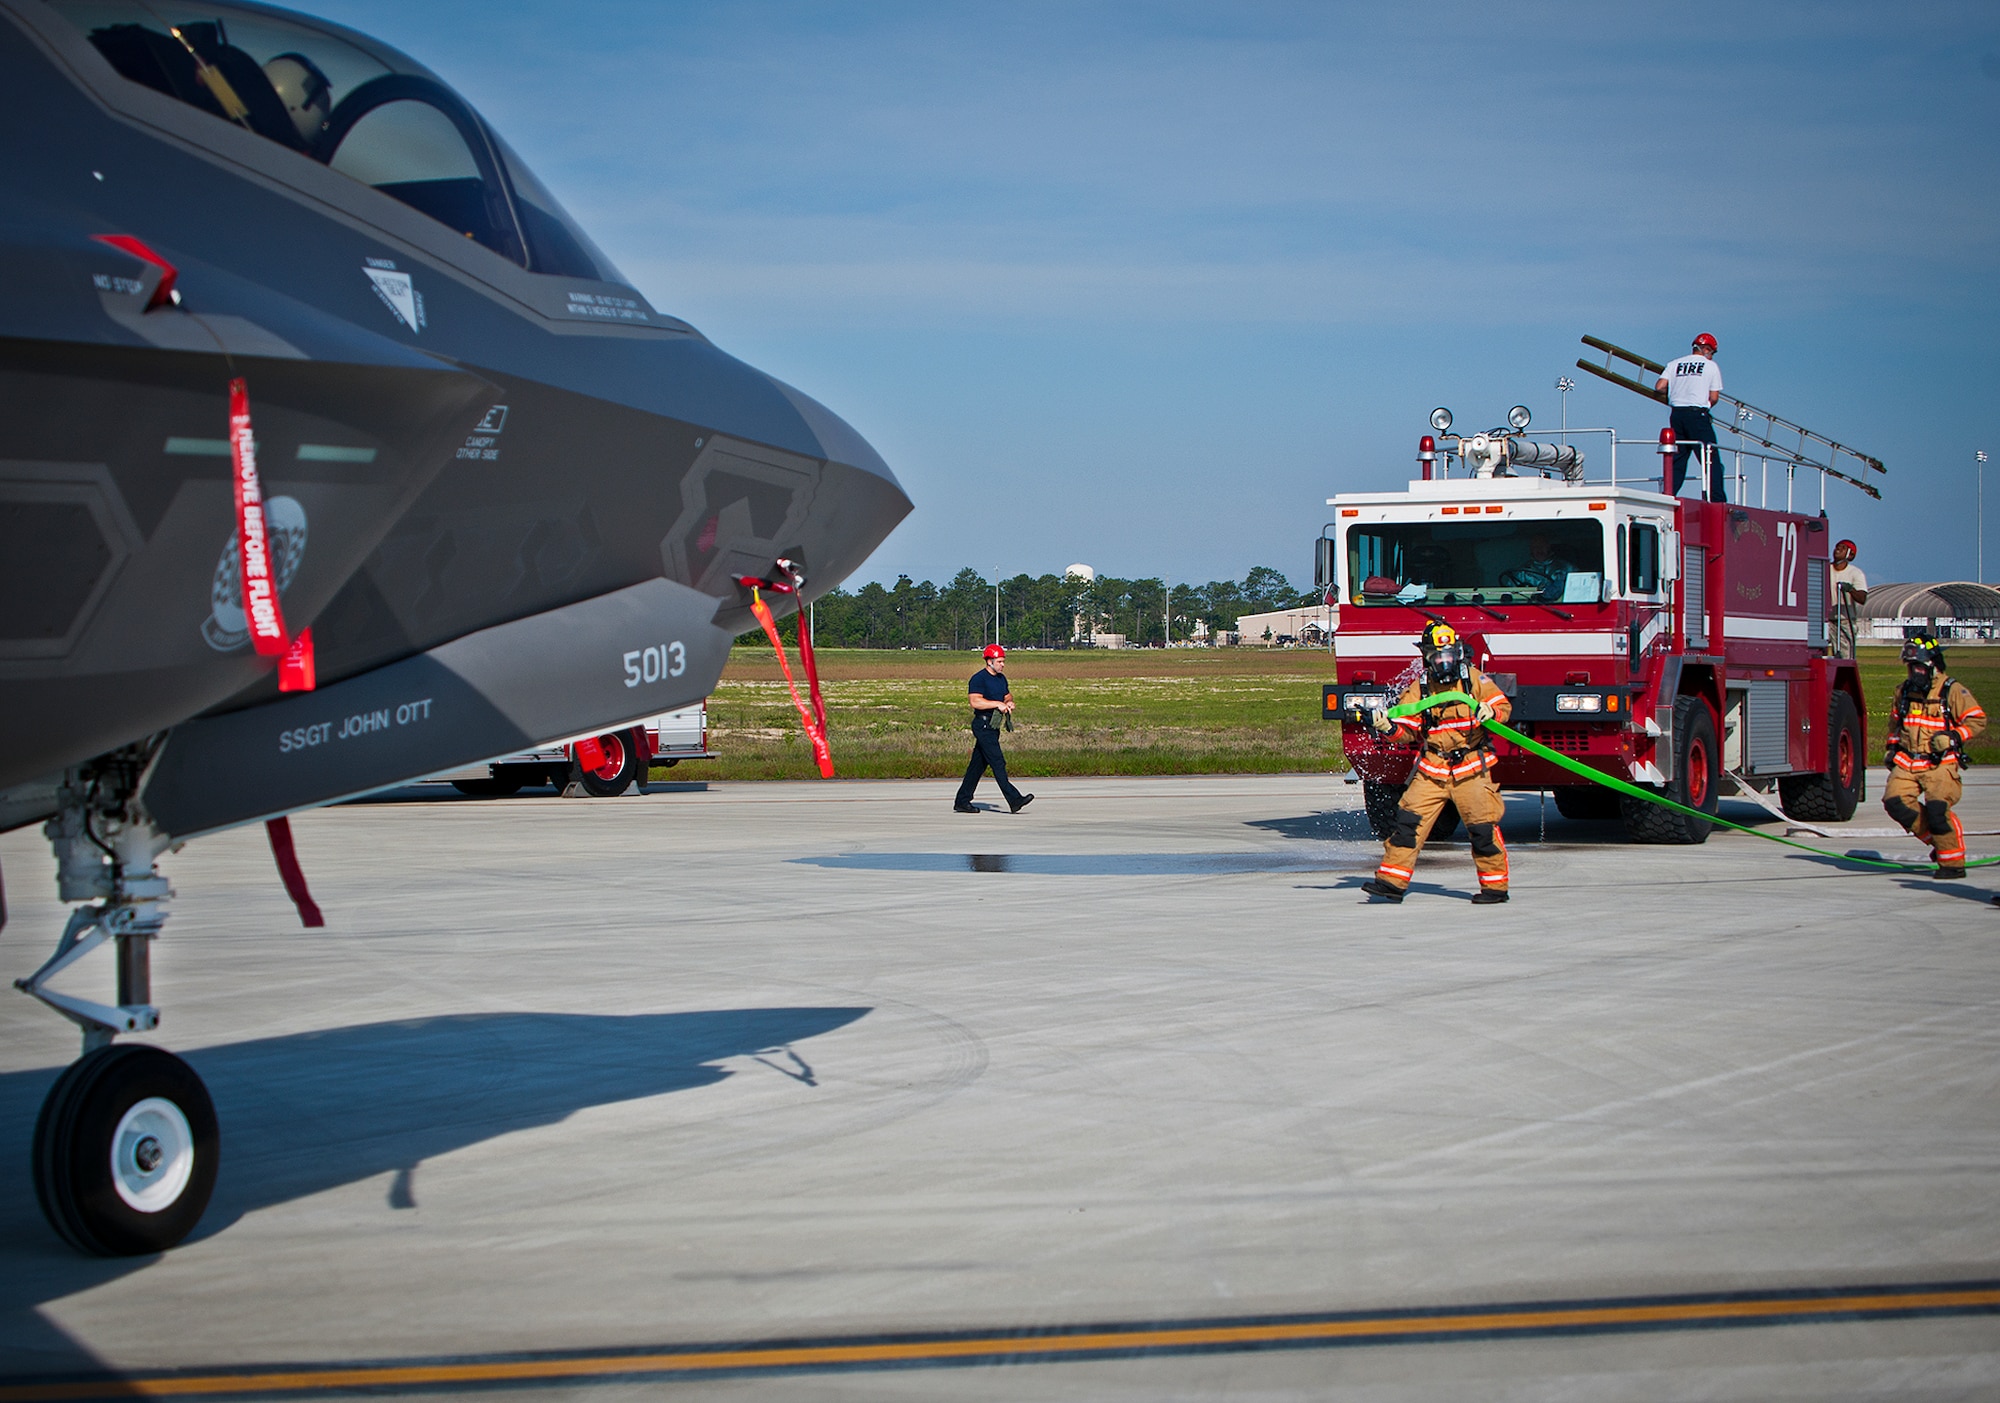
[
  {"xmin": 1654, "ymin": 333, "xmax": 1726, "ymax": 501},
  {"xmin": 1831, "ymin": 538, "xmax": 1868, "ymax": 658}
]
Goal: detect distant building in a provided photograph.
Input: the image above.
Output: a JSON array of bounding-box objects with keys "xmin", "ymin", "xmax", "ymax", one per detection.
[
  {"xmin": 1856, "ymin": 582, "xmax": 2000, "ymax": 642},
  {"xmin": 1234, "ymin": 605, "xmax": 1335, "ymax": 647}
]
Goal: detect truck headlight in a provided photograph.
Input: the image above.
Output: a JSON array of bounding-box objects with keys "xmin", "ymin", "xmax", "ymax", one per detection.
[{"xmin": 1555, "ymin": 693, "xmax": 1603, "ymax": 713}]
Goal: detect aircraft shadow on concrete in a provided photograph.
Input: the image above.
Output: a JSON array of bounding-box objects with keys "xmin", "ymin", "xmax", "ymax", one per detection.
[
  {"xmin": 348, "ymin": 781, "xmax": 710, "ymax": 805},
  {"xmin": 0, "ymin": 1006, "xmax": 866, "ymax": 1376}
]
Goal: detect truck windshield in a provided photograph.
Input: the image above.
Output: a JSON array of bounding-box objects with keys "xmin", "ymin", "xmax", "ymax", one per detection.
[{"xmin": 1347, "ymin": 519, "xmax": 1606, "ymax": 604}]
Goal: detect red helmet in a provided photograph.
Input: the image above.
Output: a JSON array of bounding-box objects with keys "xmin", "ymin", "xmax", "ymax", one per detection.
[
  {"xmin": 1834, "ymin": 538, "xmax": 1857, "ymax": 556},
  {"xmin": 983, "ymin": 644, "xmax": 1006, "ymax": 660},
  {"xmin": 1692, "ymin": 332, "xmax": 1718, "ymax": 352}
]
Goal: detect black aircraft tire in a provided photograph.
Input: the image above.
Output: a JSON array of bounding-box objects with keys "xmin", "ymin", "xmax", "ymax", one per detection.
[
  {"xmin": 450, "ymin": 778, "xmax": 523, "ymax": 798},
  {"xmin": 572, "ymin": 729, "xmax": 643, "ymax": 798},
  {"xmin": 1553, "ymin": 785, "xmax": 1622, "ymax": 821},
  {"xmin": 1779, "ymin": 690, "xmax": 1863, "ymax": 822},
  {"xmin": 1622, "ymin": 696, "xmax": 1720, "ymax": 845},
  {"xmin": 33, "ymin": 1045, "xmax": 219, "ymax": 1256}
]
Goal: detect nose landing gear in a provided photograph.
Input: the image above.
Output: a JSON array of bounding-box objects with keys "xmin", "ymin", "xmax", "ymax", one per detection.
[{"xmin": 17, "ymin": 761, "xmax": 219, "ymax": 1256}]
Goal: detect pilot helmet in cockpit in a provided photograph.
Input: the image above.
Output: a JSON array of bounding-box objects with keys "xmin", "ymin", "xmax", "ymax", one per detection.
[{"xmin": 263, "ymin": 52, "xmax": 332, "ymax": 147}]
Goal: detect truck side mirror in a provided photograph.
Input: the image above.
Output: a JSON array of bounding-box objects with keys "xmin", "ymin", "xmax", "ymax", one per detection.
[
  {"xmin": 1314, "ymin": 536, "xmax": 1336, "ymax": 590},
  {"xmin": 1660, "ymin": 530, "xmax": 1681, "ymax": 583}
]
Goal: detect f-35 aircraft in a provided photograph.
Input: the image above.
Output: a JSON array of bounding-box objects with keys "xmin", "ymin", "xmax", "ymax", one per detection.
[{"xmin": 0, "ymin": 0, "xmax": 910, "ymax": 1254}]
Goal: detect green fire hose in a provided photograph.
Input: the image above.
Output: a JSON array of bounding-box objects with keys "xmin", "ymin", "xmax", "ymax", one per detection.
[{"xmin": 1382, "ymin": 690, "xmax": 1995, "ymax": 872}]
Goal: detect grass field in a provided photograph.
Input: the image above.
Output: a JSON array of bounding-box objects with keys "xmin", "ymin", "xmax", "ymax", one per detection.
[
  {"xmin": 698, "ymin": 647, "xmax": 1340, "ymax": 781},
  {"xmin": 1855, "ymin": 644, "xmax": 2000, "ymax": 767},
  {"xmin": 684, "ymin": 643, "xmax": 2000, "ymax": 782}
]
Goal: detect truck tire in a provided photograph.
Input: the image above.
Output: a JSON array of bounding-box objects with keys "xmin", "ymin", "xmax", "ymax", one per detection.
[
  {"xmin": 1363, "ymin": 779, "xmax": 1458, "ymax": 841},
  {"xmin": 1779, "ymin": 690, "xmax": 1863, "ymax": 822},
  {"xmin": 1621, "ymin": 695, "xmax": 1719, "ymax": 844},
  {"xmin": 570, "ymin": 728, "xmax": 646, "ymax": 797},
  {"xmin": 1362, "ymin": 780, "xmax": 1401, "ymax": 839},
  {"xmin": 1553, "ymin": 786, "xmax": 1621, "ymax": 821},
  {"xmin": 1430, "ymin": 801, "xmax": 1461, "ymax": 842}
]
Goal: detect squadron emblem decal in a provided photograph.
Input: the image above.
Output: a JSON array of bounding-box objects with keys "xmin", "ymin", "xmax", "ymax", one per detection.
[
  {"xmin": 364, "ymin": 258, "xmax": 425, "ymax": 332},
  {"xmin": 202, "ymin": 495, "xmax": 309, "ymax": 651}
]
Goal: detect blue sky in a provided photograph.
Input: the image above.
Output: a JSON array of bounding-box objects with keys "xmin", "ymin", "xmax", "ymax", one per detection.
[{"xmin": 312, "ymin": 1, "xmax": 2000, "ymax": 590}]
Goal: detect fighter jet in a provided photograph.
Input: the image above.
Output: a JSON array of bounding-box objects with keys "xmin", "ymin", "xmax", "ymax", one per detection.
[{"xmin": 0, "ymin": 0, "xmax": 910, "ymax": 1254}]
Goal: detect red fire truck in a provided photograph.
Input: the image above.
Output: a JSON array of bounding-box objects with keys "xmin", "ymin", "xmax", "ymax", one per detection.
[{"xmin": 1317, "ymin": 337, "xmax": 1886, "ymax": 843}]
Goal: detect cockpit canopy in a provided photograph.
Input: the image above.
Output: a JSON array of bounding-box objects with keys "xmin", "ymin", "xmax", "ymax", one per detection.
[{"xmin": 48, "ymin": 0, "xmax": 626, "ymax": 283}]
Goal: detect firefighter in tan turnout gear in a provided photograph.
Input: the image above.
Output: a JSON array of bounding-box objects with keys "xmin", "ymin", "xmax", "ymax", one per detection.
[
  {"xmin": 1362, "ymin": 622, "xmax": 1514, "ymax": 904},
  {"xmin": 1883, "ymin": 632, "xmax": 1985, "ymax": 878}
]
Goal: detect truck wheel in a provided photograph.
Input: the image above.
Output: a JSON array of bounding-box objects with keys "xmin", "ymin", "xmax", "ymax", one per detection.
[
  {"xmin": 1553, "ymin": 786, "xmax": 1622, "ymax": 821},
  {"xmin": 571, "ymin": 729, "xmax": 643, "ymax": 797},
  {"xmin": 1429, "ymin": 802, "xmax": 1461, "ymax": 842},
  {"xmin": 1779, "ymin": 691, "xmax": 1863, "ymax": 822},
  {"xmin": 1621, "ymin": 695, "xmax": 1719, "ymax": 844},
  {"xmin": 1362, "ymin": 780, "xmax": 1401, "ymax": 839},
  {"xmin": 1363, "ymin": 778, "xmax": 1456, "ymax": 841}
]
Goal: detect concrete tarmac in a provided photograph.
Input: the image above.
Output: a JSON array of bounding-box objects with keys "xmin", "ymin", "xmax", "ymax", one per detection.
[{"xmin": 2, "ymin": 771, "xmax": 1998, "ymax": 1399}]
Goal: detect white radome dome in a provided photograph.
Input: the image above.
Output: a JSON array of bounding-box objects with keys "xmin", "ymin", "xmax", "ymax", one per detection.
[{"xmin": 1064, "ymin": 563, "xmax": 1095, "ymax": 581}]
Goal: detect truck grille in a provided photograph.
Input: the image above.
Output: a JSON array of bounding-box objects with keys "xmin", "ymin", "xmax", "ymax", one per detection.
[
  {"xmin": 1683, "ymin": 550, "xmax": 1706, "ymax": 646},
  {"xmin": 1533, "ymin": 725, "xmax": 1598, "ymax": 755},
  {"xmin": 1806, "ymin": 558, "xmax": 1827, "ymax": 648}
]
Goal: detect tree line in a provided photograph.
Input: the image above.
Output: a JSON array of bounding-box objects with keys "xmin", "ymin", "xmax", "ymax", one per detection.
[{"xmin": 771, "ymin": 566, "xmax": 1316, "ymax": 649}]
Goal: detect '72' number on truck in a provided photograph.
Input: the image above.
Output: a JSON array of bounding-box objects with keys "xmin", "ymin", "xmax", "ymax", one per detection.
[
  {"xmin": 624, "ymin": 641, "xmax": 686, "ymax": 687},
  {"xmin": 1775, "ymin": 521, "xmax": 1801, "ymax": 609}
]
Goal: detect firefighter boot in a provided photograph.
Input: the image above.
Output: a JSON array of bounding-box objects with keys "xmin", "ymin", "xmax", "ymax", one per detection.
[
  {"xmin": 1361, "ymin": 878, "xmax": 1406, "ymax": 903},
  {"xmin": 1926, "ymin": 798, "xmax": 1968, "ymax": 877},
  {"xmin": 1459, "ymin": 785, "xmax": 1511, "ymax": 901}
]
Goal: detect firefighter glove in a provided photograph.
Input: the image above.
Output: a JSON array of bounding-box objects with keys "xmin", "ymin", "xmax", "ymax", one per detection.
[
  {"xmin": 1369, "ymin": 708, "xmax": 1394, "ymax": 734},
  {"xmin": 1474, "ymin": 698, "xmax": 1496, "ymax": 725}
]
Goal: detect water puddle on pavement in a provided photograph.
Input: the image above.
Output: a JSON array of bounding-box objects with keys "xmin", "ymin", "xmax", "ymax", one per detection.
[{"xmin": 793, "ymin": 851, "xmax": 1375, "ymax": 876}]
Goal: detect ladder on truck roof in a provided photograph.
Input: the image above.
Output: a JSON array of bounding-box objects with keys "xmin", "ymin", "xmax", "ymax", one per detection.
[{"xmin": 1576, "ymin": 334, "xmax": 1886, "ymax": 501}]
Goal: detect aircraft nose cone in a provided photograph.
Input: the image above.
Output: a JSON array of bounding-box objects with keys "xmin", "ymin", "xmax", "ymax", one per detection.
[{"xmin": 760, "ymin": 375, "xmax": 912, "ymax": 593}]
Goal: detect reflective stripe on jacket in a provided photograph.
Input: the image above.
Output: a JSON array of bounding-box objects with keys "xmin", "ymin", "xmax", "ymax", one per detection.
[
  {"xmin": 1389, "ymin": 668, "xmax": 1512, "ymax": 780},
  {"xmin": 1888, "ymin": 676, "xmax": 1986, "ymax": 770}
]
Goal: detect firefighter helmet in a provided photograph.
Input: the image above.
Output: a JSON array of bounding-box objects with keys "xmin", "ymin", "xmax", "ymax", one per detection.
[
  {"xmin": 1901, "ymin": 632, "xmax": 1944, "ymax": 679},
  {"xmin": 1419, "ymin": 621, "xmax": 1468, "ymax": 688},
  {"xmin": 1692, "ymin": 332, "xmax": 1718, "ymax": 352},
  {"xmin": 983, "ymin": 644, "xmax": 1006, "ymax": 660}
]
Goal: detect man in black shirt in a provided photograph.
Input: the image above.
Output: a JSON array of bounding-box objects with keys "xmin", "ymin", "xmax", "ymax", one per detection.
[{"xmin": 955, "ymin": 645, "xmax": 1033, "ymax": 813}]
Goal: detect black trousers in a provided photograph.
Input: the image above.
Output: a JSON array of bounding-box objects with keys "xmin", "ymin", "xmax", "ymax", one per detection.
[
  {"xmin": 1669, "ymin": 406, "xmax": 1727, "ymax": 501},
  {"xmin": 956, "ymin": 724, "xmax": 1025, "ymax": 807}
]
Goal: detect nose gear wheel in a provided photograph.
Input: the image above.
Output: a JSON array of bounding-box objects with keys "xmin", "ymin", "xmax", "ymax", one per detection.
[{"xmin": 33, "ymin": 1044, "xmax": 218, "ymax": 1255}]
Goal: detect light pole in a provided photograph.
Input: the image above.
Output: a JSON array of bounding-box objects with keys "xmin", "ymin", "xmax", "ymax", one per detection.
[
  {"xmin": 1555, "ymin": 375, "xmax": 1575, "ymax": 448},
  {"xmin": 1981, "ymin": 451, "xmax": 1990, "ymax": 583}
]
